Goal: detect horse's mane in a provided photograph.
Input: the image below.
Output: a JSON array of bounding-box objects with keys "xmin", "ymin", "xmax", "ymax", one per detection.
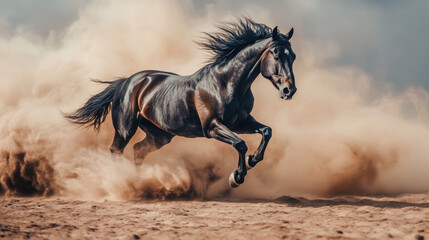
[{"xmin": 198, "ymin": 18, "xmax": 272, "ymax": 65}]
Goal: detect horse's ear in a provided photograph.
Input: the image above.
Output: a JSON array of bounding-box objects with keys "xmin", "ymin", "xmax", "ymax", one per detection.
[
  {"xmin": 286, "ymin": 28, "xmax": 294, "ymax": 40},
  {"xmin": 272, "ymin": 26, "xmax": 279, "ymax": 41}
]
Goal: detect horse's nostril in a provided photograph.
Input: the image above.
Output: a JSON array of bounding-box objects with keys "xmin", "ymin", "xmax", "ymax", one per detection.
[{"xmin": 283, "ymin": 87, "xmax": 289, "ymax": 94}]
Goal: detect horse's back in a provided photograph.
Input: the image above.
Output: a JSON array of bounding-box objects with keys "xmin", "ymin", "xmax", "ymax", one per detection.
[{"xmin": 128, "ymin": 71, "xmax": 203, "ymax": 137}]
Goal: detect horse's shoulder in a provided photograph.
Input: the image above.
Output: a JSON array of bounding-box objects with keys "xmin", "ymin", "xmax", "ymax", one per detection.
[
  {"xmin": 242, "ymin": 89, "xmax": 254, "ymax": 111},
  {"xmin": 243, "ymin": 89, "xmax": 254, "ymax": 100}
]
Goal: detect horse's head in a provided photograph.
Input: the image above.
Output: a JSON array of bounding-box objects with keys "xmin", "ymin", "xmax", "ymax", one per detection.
[{"xmin": 260, "ymin": 27, "xmax": 297, "ymax": 100}]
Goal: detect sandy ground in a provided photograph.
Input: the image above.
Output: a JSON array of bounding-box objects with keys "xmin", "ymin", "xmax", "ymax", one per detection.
[{"xmin": 1, "ymin": 193, "xmax": 428, "ymax": 240}]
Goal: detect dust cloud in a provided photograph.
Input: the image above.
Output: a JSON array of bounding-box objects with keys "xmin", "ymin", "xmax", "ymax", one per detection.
[{"xmin": 1, "ymin": 0, "xmax": 429, "ymax": 201}]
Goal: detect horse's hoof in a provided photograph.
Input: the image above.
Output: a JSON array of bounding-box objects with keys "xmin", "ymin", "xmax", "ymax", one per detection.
[
  {"xmin": 245, "ymin": 155, "xmax": 254, "ymax": 170},
  {"xmin": 229, "ymin": 172, "xmax": 240, "ymax": 188}
]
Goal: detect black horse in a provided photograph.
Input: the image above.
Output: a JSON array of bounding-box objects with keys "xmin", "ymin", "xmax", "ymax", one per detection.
[{"xmin": 66, "ymin": 18, "xmax": 297, "ymax": 188}]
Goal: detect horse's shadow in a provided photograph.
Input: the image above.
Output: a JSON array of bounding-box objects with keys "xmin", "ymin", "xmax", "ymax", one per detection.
[{"xmin": 209, "ymin": 195, "xmax": 429, "ymax": 209}]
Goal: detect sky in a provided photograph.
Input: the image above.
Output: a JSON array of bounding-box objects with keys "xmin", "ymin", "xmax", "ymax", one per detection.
[{"xmin": 1, "ymin": 0, "xmax": 428, "ymax": 91}]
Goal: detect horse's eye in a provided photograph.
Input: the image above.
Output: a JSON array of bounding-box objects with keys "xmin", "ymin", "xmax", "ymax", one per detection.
[{"xmin": 272, "ymin": 48, "xmax": 279, "ymax": 61}]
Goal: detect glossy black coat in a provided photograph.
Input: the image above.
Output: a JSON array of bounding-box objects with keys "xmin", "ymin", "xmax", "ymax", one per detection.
[{"xmin": 65, "ymin": 19, "xmax": 297, "ymax": 187}]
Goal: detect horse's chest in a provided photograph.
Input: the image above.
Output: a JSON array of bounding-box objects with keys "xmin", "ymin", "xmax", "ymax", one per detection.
[{"xmin": 222, "ymin": 100, "xmax": 251, "ymax": 127}]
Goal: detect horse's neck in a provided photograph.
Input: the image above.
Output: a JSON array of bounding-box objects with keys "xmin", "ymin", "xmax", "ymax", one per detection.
[{"xmin": 216, "ymin": 38, "xmax": 271, "ymax": 99}]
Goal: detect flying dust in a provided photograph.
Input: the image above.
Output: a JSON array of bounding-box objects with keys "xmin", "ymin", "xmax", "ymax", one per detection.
[{"xmin": 1, "ymin": 0, "xmax": 429, "ymax": 201}]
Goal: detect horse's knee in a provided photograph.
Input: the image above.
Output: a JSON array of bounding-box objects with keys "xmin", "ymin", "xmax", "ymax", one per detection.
[
  {"xmin": 110, "ymin": 145, "xmax": 123, "ymax": 155},
  {"xmin": 133, "ymin": 138, "xmax": 153, "ymax": 159},
  {"xmin": 154, "ymin": 137, "xmax": 172, "ymax": 148},
  {"xmin": 261, "ymin": 126, "xmax": 272, "ymax": 140},
  {"xmin": 233, "ymin": 140, "xmax": 247, "ymax": 154},
  {"xmin": 133, "ymin": 136, "xmax": 171, "ymax": 160},
  {"xmin": 133, "ymin": 136, "xmax": 152, "ymax": 151},
  {"xmin": 133, "ymin": 142, "xmax": 144, "ymax": 152}
]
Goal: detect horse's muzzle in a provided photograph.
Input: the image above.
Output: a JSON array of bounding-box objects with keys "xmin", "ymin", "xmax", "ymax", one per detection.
[{"xmin": 279, "ymin": 86, "xmax": 297, "ymax": 100}]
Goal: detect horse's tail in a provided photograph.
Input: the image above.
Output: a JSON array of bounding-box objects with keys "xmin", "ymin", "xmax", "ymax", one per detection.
[{"xmin": 64, "ymin": 78, "xmax": 127, "ymax": 131}]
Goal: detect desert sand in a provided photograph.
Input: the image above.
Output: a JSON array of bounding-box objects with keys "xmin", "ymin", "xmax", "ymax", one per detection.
[{"xmin": 1, "ymin": 193, "xmax": 428, "ymax": 240}]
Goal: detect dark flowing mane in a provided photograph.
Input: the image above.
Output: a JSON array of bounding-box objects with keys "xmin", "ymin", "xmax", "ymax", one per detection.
[{"xmin": 198, "ymin": 18, "xmax": 272, "ymax": 65}]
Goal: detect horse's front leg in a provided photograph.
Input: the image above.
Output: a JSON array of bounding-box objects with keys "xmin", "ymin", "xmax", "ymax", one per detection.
[
  {"xmin": 233, "ymin": 115, "xmax": 272, "ymax": 170},
  {"xmin": 207, "ymin": 119, "xmax": 248, "ymax": 188}
]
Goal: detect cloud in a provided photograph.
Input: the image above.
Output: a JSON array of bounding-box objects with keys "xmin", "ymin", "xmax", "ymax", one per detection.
[{"xmin": 2, "ymin": 0, "xmax": 429, "ymax": 89}]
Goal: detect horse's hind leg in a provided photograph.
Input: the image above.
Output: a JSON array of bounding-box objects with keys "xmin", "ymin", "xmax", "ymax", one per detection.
[
  {"xmin": 110, "ymin": 120, "xmax": 139, "ymax": 156},
  {"xmin": 133, "ymin": 119, "xmax": 174, "ymax": 165},
  {"xmin": 110, "ymin": 130, "xmax": 136, "ymax": 156},
  {"xmin": 109, "ymin": 99, "xmax": 139, "ymax": 157}
]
